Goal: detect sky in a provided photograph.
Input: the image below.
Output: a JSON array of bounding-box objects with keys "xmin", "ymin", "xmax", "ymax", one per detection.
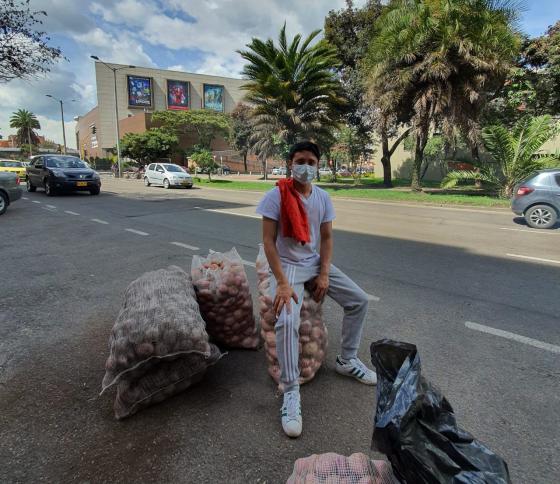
[{"xmin": 1, "ymin": 0, "xmax": 558, "ymax": 149}]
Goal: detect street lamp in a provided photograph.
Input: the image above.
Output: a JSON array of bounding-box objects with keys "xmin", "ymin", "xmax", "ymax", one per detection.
[
  {"xmin": 46, "ymin": 95, "xmax": 75, "ymax": 155},
  {"xmin": 90, "ymin": 55, "xmax": 136, "ymax": 178}
]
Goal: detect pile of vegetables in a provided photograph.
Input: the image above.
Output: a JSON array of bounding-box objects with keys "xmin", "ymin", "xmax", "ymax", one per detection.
[
  {"xmin": 191, "ymin": 248, "xmax": 259, "ymax": 349},
  {"xmin": 286, "ymin": 453, "xmax": 396, "ymax": 484},
  {"xmin": 101, "ymin": 266, "xmax": 221, "ymax": 419},
  {"xmin": 256, "ymin": 245, "xmax": 328, "ymax": 389}
]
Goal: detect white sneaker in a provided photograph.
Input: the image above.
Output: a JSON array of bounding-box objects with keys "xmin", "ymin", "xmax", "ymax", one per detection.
[
  {"xmin": 335, "ymin": 355, "xmax": 377, "ymax": 385},
  {"xmin": 281, "ymin": 390, "xmax": 302, "ymax": 438}
]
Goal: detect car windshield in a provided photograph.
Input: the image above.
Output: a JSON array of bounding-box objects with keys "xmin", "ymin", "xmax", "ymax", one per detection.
[
  {"xmin": 0, "ymin": 161, "xmax": 23, "ymax": 167},
  {"xmin": 164, "ymin": 164, "xmax": 185, "ymax": 173},
  {"xmin": 45, "ymin": 156, "xmax": 88, "ymax": 169}
]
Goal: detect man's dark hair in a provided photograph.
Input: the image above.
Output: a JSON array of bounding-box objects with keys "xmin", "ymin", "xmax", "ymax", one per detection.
[{"xmin": 288, "ymin": 141, "xmax": 321, "ymax": 161}]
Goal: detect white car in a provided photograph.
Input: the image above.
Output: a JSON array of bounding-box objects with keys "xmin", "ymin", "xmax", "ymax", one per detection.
[
  {"xmin": 318, "ymin": 167, "xmax": 332, "ymax": 176},
  {"xmin": 144, "ymin": 163, "xmax": 193, "ymax": 189},
  {"xmin": 272, "ymin": 166, "xmax": 287, "ymax": 176}
]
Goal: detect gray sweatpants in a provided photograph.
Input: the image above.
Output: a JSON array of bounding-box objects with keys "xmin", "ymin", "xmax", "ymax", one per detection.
[{"xmin": 270, "ymin": 263, "xmax": 369, "ymax": 393}]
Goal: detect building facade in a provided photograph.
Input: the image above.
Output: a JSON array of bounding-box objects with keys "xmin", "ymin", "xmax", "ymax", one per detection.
[{"xmin": 75, "ymin": 62, "xmax": 247, "ymax": 162}]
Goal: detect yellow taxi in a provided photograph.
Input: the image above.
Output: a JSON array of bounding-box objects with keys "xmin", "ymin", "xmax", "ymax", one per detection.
[{"xmin": 0, "ymin": 159, "xmax": 27, "ymax": 180}]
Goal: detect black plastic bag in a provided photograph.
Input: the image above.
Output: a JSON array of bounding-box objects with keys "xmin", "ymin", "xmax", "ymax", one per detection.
[{"xmin": 370, "ymin": 339, "xmax": 511, "ymax": 484}]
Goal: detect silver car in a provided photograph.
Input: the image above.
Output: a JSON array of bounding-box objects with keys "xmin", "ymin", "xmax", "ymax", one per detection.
[
  {"xmin": 144, "ymin": 163, "xmax": 193, "ymax": 189},
  {"xmin": 511, "ymin": 169, "xmax": 560, "ymax": 229},
  {"xmin": 0, "ymin": 172, "xmax": 23, "ymax": 216}
]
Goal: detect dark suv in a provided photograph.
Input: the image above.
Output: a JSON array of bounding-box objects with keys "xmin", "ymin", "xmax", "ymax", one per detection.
[
  {"xmin": 511, "ymin": 169, "xmax": 560, "ymax": 229},
  {"xmin": 26, "ymin": 155, "xmax": 101, "ymax": 196}
]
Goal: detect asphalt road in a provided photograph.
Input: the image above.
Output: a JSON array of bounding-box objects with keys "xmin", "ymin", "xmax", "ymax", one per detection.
[{"xmin": 1, "ymin": 179, "xmax": 559, "ymax": 483}]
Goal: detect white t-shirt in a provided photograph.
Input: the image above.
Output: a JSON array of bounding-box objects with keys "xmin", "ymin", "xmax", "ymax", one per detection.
[{"xmin": 256, "ymin": 185, "xmax": 335, "ymax": 267}]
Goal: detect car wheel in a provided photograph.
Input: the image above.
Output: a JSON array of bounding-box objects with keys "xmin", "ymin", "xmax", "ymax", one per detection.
[
  {"xmin": 27, "ymin": 178, "xmax": 36, "ymax": 192},
  {"xmin": 163, "ymin": 178, "xmax": 170, "ymax": 189},
  {"xmin": 144, "ymin": 177, "xmax": 151, "ymax": 187},
  {"xmin": 90, "ymin": 187, "xmax": 100, "ymax": 195},
  {"xmin": 525, "ymin": 204, "xmax": 557, "ymax": 229},
  {"xmin": 44, "ymin": 179, "xmax": 55, "ymax": 196},
  {"xmin": 0, "ymin": 191, "xmax": 7, "ymax": 215}
]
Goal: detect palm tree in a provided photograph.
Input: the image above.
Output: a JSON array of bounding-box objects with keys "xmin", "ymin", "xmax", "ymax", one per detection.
[
  {"xmin": 367, "ymin": 0, "xmax": 520, "ymax": 190},
  {"xmin": 238, "ymin": 24, "xmax": 345, "ymax": 174},
  {"xmin": 442, "ymin": 115, "xmax": 559, "ymax": 197},
  {"xmin": 10, "ymin": 109, "xmax": 41, "ymax": 157}
]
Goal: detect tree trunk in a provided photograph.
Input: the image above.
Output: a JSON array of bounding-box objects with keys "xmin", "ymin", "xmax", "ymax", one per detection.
[
  {"xmin": 243, "ymin": 152, "xmax": 248, "ymax": 173},
  {"xmin": 27, "ymin": 126, "xmax": 32, "ymax": 158},
  {"xmin": 411, "ymin": 125, "xmax": 429, "ymax": 192},
  {"xmin": 381, "ymin": 130, "xmax": 392, "ymax": 188}
]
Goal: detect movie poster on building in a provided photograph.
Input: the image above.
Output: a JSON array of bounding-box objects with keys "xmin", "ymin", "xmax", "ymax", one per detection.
[
  {"xmin": 203, "ymin": 84, "xmax": 225, "ymax": 112},
  {"xmin": 127, "ymin": 75, "xmax": 153, "ymax": 108},
  {"xmin": 166, "ymin": 80, "xmax": 190, "ymax": 110}
]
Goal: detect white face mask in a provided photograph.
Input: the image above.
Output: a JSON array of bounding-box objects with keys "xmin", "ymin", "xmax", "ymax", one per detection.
[{"xmin": 292, "ymin": 164, "xmax": 317, "ymax": 184}]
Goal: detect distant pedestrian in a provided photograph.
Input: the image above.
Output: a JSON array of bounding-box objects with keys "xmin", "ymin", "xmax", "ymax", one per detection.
[{"xmin": 111, "ymin": 163, "xmax": 118, "ymax": 177}]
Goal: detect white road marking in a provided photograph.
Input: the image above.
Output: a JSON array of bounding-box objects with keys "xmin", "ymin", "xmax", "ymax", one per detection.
[
  {"xmin": 91, "ymin": 218, "xmax": 109, "ymax": 225},
  {"xmin": 241, "ymin": 259, "xmax": 256, "ymax": 267},
  {"xmin": 22, "ymin": 197, "xmax": 28, "ymax": 200},
  {"xmin": 194, "ymin": 206, "xmax": 260, "ymax": 219},
  {"xmin": 45, "ymin": 204, "xmax": 57, "ymax": 209},
  {"xmin": 125, "ymin": 228, "xmax": 149, "ymax": 236},
  {"xmin": 366, "ymin": 293, "xmax": 381, "ymax": 302},
  {"xmin": 506, "ymin": 253, "xmax": 560, "ymax": 265},
  {"xmin": 32, "ymin": 200, "xmax": 41, "ymax": 204},
  {"xmin": 465, "ymin": 321, "xmax": 560, "ymax": 354},
  {"xmin": 500, "ymin": 227, "xmax": 558, "ymax": 235},
  {"xmin": 64, "ymin": 210, "xmax": 80, "ymax": 216},
  {"xmin": 170, "ymin": 242, "xmax": 200, "ymax": 250}
]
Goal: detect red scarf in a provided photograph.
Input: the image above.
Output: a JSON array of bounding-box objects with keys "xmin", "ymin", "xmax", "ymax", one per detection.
[{"xmin": 277, "ymin": 178, "xmax": 310, "ymax": 245}]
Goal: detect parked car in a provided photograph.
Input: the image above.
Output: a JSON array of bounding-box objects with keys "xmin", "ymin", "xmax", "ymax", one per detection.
[
  {"xmin": 0, "ymin": 172, "xmax": 23, "ymax": 215},
  {"xmin": 337, "ymin": 168, "xmax": 352, "ymax": 177},
  {"xmin": 26, "ymin": 155, "xmax": 101, "ymax": 196},
  {"xmin": 0, "ymin": 159, "xmax": 27, "ymax": 180},
  {"xmin": 144, "ymin": 163, "xmax": 193, "ymax": 189},
  {"xmin": 272, "ymin": 167, "xmax": 287, "ymax": 176},
  {"xmin": 319, "ymin": 167, "xmax": 332, "ymax": 176},
  {"xmin": 511, "ymin": 168, "xmax": 560, "ymax": 229}
]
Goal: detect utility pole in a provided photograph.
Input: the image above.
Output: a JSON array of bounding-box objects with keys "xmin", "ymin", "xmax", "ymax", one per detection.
[{"xmin": 46, "ymin": 95, "xmax": 75, "ymax": 155}]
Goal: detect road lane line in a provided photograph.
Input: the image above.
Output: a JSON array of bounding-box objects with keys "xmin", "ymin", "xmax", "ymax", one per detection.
[
  {"xmin": 32, "ymin": 200, "xmax": 41, "ymax": 204},
  {"xmin": 64, "ymin": 210, "xmax": 80, "ymax": 215},
  {"xmin": 194, "ymin": 206, "xmax": 260, "ymax": 219},
  {"xmin": 22, "ymin": 197, "xmax": 28, "ymax": 200},
  {"xmin": 241, "ymin": 259, "xmax": 256, "ymax": 267},
  {"xmin": 500, "ymin": 227, "xmax": 558, "ymax": 235},
  {"xmin": 366, "ymin": 294, "xmax": 381, "ymax": 302},
  {"xmin": 465, "ymin": 321, "xmax": 560, "ymax": 354},
  {"xmin": 45, "ymin": 204, "xmax": 57, "ymax": 209},
  {"xmin": 125, "ymin": 228, "xmax": 149, "ymax": 236},
  {"xmin": 170, "ymin": 242, "xmax": 199, "ymax": 250},
  {"xmin": 91, "ymin": 218, "xmax": 109, "ymax": 225},
  {"xmin": 506, "ymin": 253, "xmax": 560, "ymax": 265}
]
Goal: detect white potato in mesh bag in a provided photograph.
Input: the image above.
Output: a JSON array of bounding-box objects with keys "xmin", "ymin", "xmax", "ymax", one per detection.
[
  {"xmin": 191, "ymin": 248, "xmax": 259, "ymax": 349},
  {"xmin": 256, "ymin": 244, "xmax": 328, "ymax": 389}
]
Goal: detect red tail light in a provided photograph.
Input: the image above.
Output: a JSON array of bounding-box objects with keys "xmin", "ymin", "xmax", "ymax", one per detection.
[
  {"xmin": 16, "ymin": 176, "xmax": 20, "ymax": 185},
  {"xmin": 516, "ymin": 186, "xmax": 534, "ymax": 196}
]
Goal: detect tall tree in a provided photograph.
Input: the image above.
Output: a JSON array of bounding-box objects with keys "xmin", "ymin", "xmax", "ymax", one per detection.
[
  {"xmin": 368, "ymin": 0, "xmax": 520, "ymax": 190},
  {"xmin": 0, "ymin": 0, "xmax": 63, "ymax": 82},
  {"xmin": 152, "ymin": 110, "xmax": 230, "ymax": 151},
  {"xmin": 229, "ymin": 103, "xmax": 253, "ymax": 173},
  {"xmin": 120, "ymin": 129, "xmax": 178, "ymax": 165},
  {"xmin": 9, "ymin": 108, "xmax": 40, "ymax": 157},
  {"xmin": 238, "ymin": 24, "xmax": 345, "ymax": 175},
  {"xmin": 485, "ymin": 20, "xmax": 560, "ymax": 126}
]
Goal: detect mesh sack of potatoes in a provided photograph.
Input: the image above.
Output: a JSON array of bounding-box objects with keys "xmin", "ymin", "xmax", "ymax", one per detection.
[
  {"xmin": 191, "ymin": 248, "xmax": 259, "ymax": 349},
  {"xmin": 286, "ymin": 453, "xmax": 397, "ymax": 484},
  {"xmin": 256, "ymin": 244, "xmax": 328, "ymax": 389},
  {"xmin": 113, "ymin": 344, "xmax": 222, "ymax": 419},
  {"xmin": 101, "ymin": 266, "xmax": 213, "ymax": 393}
]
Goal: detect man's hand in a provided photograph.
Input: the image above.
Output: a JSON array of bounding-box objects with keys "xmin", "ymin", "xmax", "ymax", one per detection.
[
  {"xmin": 274, "ymin": 281, "xmax": 299, "ymax": 316},
  {"xmin": 312, "ymin": 273, "xmax": 329, "ymax": 302}
]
